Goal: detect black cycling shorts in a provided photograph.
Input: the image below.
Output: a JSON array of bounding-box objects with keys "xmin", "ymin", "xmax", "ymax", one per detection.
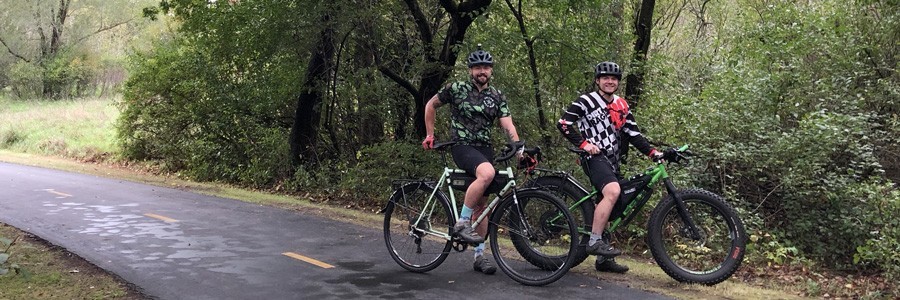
[
  {"xmin": 451, "ymin": 144, "xmax": 495, "ymax": 175},
  {"xmin": 582, "ymin": 155, "xmax": 619, "ymax": 192}
]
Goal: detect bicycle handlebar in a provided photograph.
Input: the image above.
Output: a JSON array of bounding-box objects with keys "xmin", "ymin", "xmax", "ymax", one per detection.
[
  {"xmin": 568, "ymin": 145, "xmax": 694, "ymax": 164},
  {"xmin": 432, "ymin": 141, "xmax": 457, "ymax": 151},
  {"xmin": 494, "ymin": 141, "xmax": 525, "ymax": 163},
  {"xmin": 661, "ymin": 145, "xmax": 693, "ymax": 164}
]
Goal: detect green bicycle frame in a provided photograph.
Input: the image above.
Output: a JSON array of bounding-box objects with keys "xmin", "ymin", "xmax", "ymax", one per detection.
[
  {"xmin": 409, "ymin": 165, "xmax": 517, "ymax": 240},
  {"xmin": 560, "ymin": 145, "xmax": 690, "ymax": 234}
]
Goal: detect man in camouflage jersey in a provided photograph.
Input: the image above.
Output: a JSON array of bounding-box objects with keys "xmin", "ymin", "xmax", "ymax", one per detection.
[
  {"xmin": 422, "ymin": 45, "xmax": 523, "ymax": 275},
  {"xmin": 444, "ymin": 80, "xmax": 510, "ymax": 145}
]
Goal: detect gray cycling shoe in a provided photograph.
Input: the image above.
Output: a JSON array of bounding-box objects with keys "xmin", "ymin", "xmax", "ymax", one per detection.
[
  {"xmin": 473, "ymin": 255, "xmax": 497, "ymax": 275},
  {"xmin": 453, "ymin": 221, "xmax": 485, "ymax": 244},
  {"xmin": 595, "ymin": 257, "xmax": 629, "ymax": 273},
  {"xmin": 585, "ymin": 239, "xmax": 621, "ymax": 257}
]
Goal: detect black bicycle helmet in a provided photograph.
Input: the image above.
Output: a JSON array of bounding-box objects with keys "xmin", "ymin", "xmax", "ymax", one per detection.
[
  {"xmin": 467, "ymin": 44, "xmax": 494, "ymax": 67},
  {"xmin": 594, "ymin": 61, "xmax": 622, "ymax": 79}
]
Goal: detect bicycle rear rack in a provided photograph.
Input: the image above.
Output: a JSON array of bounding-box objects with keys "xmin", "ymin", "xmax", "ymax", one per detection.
[{"xmin": 391, "ymin": 178, "xmax": 436, "ymax": 190}]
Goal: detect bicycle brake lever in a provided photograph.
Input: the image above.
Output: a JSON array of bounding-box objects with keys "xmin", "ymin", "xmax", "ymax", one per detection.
[{"xmin": 676, "ymin": 153, "xmax": 690, "ymax": 164}]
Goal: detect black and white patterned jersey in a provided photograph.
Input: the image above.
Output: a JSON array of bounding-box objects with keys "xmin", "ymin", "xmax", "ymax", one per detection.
[{"xmin": 556, "ymin": 91, "xmax": 654, "ymax": 170}]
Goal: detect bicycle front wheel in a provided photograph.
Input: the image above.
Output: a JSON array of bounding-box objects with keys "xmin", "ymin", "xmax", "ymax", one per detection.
[
  {"xmin": 524, "ymin": 175, "xmax": 593, "ymax": 268},
  {"xmin": 383, "ymin": 182, "xmax": 454, "ymax": 273},
  {"xmin": 647, "ymin": 189, "xmax": 747, "ymax": 285},
  {"xmin": 489, "ymin": 189, "xmax": 578, "ymax": 286}
]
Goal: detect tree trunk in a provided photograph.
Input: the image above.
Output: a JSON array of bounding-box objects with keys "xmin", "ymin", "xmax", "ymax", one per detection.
[
  {"xmin": 414, "ymin": 0, "xmax": 491, "ymax": 137},
  {"xmin": 625, "ymin": 0, "xmax": 656, "ymax": 109},
  {"xmin": 380, "ymin": 0, "xmax": 492, "ymax": 139},
  {"xmin": 289, "ymin": 14, "xmax": 336, "ymax": 167},
  {"xmin": 505, "ymin": 0, "xmax": 546, "ymax": 130},
  {"xmin": 50, "ymin": 0, "xmax": 70, "ymax": 56},
  {"xmin": 40, "ymin": 0, "xmax": 72, "ymax": 98},
  {"xmin": 355, "ymin": 22, "xmax": 384, "ymax": 146}
]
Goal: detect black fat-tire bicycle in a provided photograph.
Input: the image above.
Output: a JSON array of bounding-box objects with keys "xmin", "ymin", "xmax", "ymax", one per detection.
[
  {"xmin": 382, "ymin": 141, "xmax": 578, "ymax": 286},
  {"xmin": 523, "ymin": 145, "xmax": 747, "ymax": 285}
]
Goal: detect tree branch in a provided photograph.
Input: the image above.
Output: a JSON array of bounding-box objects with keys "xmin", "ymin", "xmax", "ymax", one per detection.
[
  {"xmin": 437, "ymin": 0, "xmax": 490, "ymax": 64},
  {"xmin": 378, "ymin": 65, "xmax": 421, "ymax": 100},
  {"xmin": 456, "ymin": 0, "xmax": 489, "ymax": 14},
  {"xmin": 0, "ymin": 36, "xmax": 30, "ymax": 62},
  {"xmin": 402, "ymin": 0, "xmax": 433, "ymax": 44},
  {"xmin": 863, "ymin": 48, "xmax": 889, "ymax": 79},
  {"xmin": 73, "ymin": 18, "xmax": 134, "ymax": 45},
  {"xmin": 439, "ymin": 0, "xmax": 459, "ymax": 14}
]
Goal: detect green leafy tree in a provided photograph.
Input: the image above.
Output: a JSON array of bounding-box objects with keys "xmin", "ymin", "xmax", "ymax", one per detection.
[{"xmin": 0, "ymin": 0, "xmax": 144, "ymax": 98}]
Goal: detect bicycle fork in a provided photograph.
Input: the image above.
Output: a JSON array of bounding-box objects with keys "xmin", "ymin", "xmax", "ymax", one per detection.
[
  {"xmin": 506, "ymin": 191, "xmax": 542, "ymax": 243},
  {"xmin": 664, "ymin": 179, "xmax": 704, "ymax": 240}
]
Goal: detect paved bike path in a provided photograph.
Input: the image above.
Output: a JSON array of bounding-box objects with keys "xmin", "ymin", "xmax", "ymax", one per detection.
[{"xmin": 0, "ymin": 162, "xmax": 670, "ymax": 299}]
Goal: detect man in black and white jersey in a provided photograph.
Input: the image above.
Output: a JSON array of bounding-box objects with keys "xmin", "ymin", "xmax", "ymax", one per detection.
[{"xmin": 557, "ymin": 61, "xmax": 663, "ymax": 274}]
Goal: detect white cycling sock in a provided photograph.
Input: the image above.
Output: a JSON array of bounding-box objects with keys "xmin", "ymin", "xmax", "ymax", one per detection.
[
  {"xmin": 474, "ymin": 243, "xmax": 485, "ymax": 258},
  {"xmin": 589, "ymin": 233, "xmax": 602, "ymax": 246}
]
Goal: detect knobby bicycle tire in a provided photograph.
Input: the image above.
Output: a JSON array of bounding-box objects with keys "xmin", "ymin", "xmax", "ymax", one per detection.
[
  {"xmin": 383, "ymin": 182, "xmax": 454, "ymax": 273},
  {"xmin": 647, "ymin": 189, "xmax": 747, "ymax": 285}
]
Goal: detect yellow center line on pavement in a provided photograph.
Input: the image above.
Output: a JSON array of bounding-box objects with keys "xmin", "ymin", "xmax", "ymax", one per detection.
[
  {"xmin": 282, "ymin": 252, "xmax": 335, "ymax": 269},
  {"xmin": 44, "ymin": 189, "xmax": 72, "ymax": 198},
  {"xmin": 144, "ymin": 213, "xmax": 179, "ymax": 223}
]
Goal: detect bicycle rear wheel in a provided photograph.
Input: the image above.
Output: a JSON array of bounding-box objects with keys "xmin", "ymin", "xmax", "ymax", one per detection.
[
  {"xmin": 489, "ymin": 189, "xmax": 578, "ymax": 286},
  {"xmin": 383, "ymin": 182, "xmax": 454, "ymax": 273},
  {"xmin": 647, "ymin": 189, "xmax": 747, "ymax": 285}
]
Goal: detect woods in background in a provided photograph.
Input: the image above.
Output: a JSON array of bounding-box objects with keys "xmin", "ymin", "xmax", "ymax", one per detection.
[{"xmin": 3, "ymin": 0, "xmax": 895, "ymax": 285}]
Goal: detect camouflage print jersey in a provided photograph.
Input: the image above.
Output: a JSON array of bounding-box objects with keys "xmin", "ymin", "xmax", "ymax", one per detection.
[{"xmin": 436, "ymin": 80, "xmax": 511, "ymax": 147}]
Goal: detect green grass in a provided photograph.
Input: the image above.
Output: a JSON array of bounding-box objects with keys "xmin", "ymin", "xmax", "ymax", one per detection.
[
  {"xmin": 0, "ymin": 224, "xmax": 142, "ymax": 299},
  {"xmin": 0, "ymin": 95, "xmax": 120, "ymax": 161}
]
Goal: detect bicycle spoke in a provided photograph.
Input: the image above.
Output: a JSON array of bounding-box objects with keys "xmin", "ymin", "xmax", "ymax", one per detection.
[
  {"xmin": 661, "ymin": 201, "xmax": 731, "ymax": 273},
  {"xmin": 384, "ymin": 183, "xmax": 453, "ymax": 273},
  {"xmin": 648, "ymin": 189, "xmax": 746, "ymax": 285},
  {"xmin": 490, "ymin": 190, "xmax": 576, "ymax": 286}
]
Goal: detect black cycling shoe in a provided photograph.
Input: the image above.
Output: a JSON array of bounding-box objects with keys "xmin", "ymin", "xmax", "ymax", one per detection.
[
  {"xmin": 585, "ymin": 239, "xmax": 621, "ymax": 257},
  {"xmin": 473, "ymin": 255, "xmax": 497, "ymax": 275},
  {"xmin": 453, "ymin": 221, "xmax": 485, "ymax": 244},
  {"xmin": 595, "ymin": 257, "xmax": 629, "ymax": 273}
]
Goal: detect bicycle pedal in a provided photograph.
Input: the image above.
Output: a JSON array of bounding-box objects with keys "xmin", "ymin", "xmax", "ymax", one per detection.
[{"xmin": 451, "ymin": 240, "xmax": 469, "ymax": 252}]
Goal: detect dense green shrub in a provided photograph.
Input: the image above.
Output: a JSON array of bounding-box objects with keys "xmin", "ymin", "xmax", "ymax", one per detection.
[
  {"xmin": 117, "ymin": 39, "xmax": 201, "ymax": 168},
  {"xmin": 8, "ymin": 61, "xmax": 42, "ymax": 99},
  {"xmin": 43, "ymin": 51, "xmax": 97, "ymax": 99},
  {"xmin": 342, "ymin": 142, "xmax": 446, "ymax": 204},
  {"xmin": 635, "ymin": 1, "xmax": 899, "ymax": 277},
  {"xmin": 119, "ymin": 17, "xmax": 303, "ymax": 187},
  {"xmin": 853, "ymin": 183, "xmax": 900, "ymax": 281}
]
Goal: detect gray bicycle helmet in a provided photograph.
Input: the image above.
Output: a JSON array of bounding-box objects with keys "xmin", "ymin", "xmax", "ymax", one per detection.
[
  {"xmin": 594, "ymin": 61, "xmax": 622, "ymax": 79},
  {"xmin": 467, "ymin": 44, "xmax": 494, "ymax": 67}
]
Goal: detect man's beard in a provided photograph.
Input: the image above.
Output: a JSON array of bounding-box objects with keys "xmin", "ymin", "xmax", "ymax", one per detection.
[{"xmin": 473, "ymin": 74, "xmax": 490, "ymax": 85}]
